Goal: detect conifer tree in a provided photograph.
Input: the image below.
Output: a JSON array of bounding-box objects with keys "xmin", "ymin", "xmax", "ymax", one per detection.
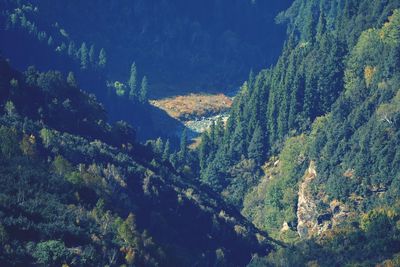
[
  {"xmin": 139, "ymin": 76, "xmax": 148, "ymax": 103},
  {"xmin": 229, "ymin": 120, "xmax": 246, "ymax": 160},
  {"xmin": 248, "ymin": 125, "xmax": 264, "ymax": 164},
  {"xmin": 179, "ymin": 128, "xmax": 188, "ymax": 162},
  {"xmin": 5, "ymin": 101, "xmax": 16, "ymax": 117},
  {"xmin": 248, "ymin": 69, "xmax": 255, "ymax": 90},
  {"xmin": 67, "ymin": 72, "xmax": 77, "ymax": 87},
  {"xmin": 67, "ymin": 41, "xmax": 76, "ymax": 58},
  {"xmin": 47, "ymin": 36, "xmax": 53, "ymax": 47},
  {"xmin": 199, "ymin": 132, "xmax": 211, "ymax": 171},
  {"xmin": 154, "ymin": 137, "xmax": 164, "ymax": 154},
  {"xmin": 98, "ymin": 48, "xmax": 107, "ymax": 69},
  {"xmin": 162, "ymin": 139, "xmax": 170, "ymax": 161},
  {"xmin": 128, "ymin": 62, "xmax": 138, "ymax": 100},
  {"xmin": 89, "ymin": 44, "xmax": 96, "ymax": 65},
  {"xmin": 80, "ymin": 42, "xmax": 88, "ymax": 70}
]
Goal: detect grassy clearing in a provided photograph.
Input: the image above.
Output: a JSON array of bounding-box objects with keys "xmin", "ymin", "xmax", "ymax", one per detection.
[{"xmin": 150, "ymin": 93, "xmax": 232, "ymax": 121}]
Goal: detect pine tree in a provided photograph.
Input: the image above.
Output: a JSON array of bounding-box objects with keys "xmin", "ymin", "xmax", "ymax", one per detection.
[
  {"xmin": 139, "ymin": 76, "xmax": 148, "ymax": 103},
  {"xmin": 128, "ymin": 62, "xmax": 138, "ymax": 100},
  {"xmin": 162, "ymin": 139, "xmax": 170, "ymax": 161},
  {"xmin": 67, "ymin": 72, "xmax": 77, "ymax": 87},
  {"xmin": 179, "ymin": 128, "xmax": 188, "ymax": 162},
  {"xmin": 80, "ymin": 42, "xmax": 88, "ymax": 70},
  {"xmin": 248, "ymin": 69, "xmax": 255, "ymax": 90},
  {"xmin": 199, "ymin": 132, "xmax": 211, "ymax": 171},
  {"xmin": 154, "ymin": 137, "xmax": 164, "ymax": 155},
  {"xmin": 229, "ymin": 120, "xmax": 246, "ymax": 161},
  {"xmin": 98, "ymin": 48, "xmax": 107, "ymax": 69},
  {"xmin": 209, "ymin": 122, "xmax": 216, "ymax": 148},
  {"xmin": 89, "ymin": 44, "xmax": 96, "ymax": 65},
  {"xmin": 67, "ymin": 41, "xmax": 76, "ymax": 58},
  {"xmin": 5, "ymin": 101, "xmax": 16, "ymax": 117},
  {"xmin": 47, "ymin": 36, "xmax": 53, "ymax": 46},
  {"xmin": 248, "ymin": 125, "xmax": 264, "ymax": 164},
  {"xmin": 316, "ymin": 11, "xmax": 326, "ymax": 42},
  {"xmin": 215, "ymin": 117, "xmax": 225, "ymax": 142}
]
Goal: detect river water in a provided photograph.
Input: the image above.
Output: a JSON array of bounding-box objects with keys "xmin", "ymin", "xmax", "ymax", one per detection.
[{"xmin": 183, "ymin": 87, "xmax": 238, "ymax": 134}]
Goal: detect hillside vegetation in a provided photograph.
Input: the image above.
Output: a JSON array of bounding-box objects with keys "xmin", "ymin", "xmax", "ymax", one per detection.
[
  {"xmin": 186, "ymin": 0, "xmax": 400, "ymax": 266},
  {"xmin": 1, "ymin": 0, "xmax": 400, "ymax": 266},
  {"xmin": 0, "ymin": 58, "xmax": 272, "ymax": 266}
]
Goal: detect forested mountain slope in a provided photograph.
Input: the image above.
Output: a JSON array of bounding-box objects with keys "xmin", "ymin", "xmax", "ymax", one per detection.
[
  {"xmin": 248, "ymin": 9, "xmax": 400, "ymax": 266},
  {"xmin": 192, "ymin": 0, "xmax": 400, "ymax": 266},
  {"xmin": 0, "ymin": 58, "xmax": 273, "ymax": 266},
  {"xmin": 0, "ymin": 0, "xmax": 292, "ymax": 96},
  {"xmin": 0, "ymin": 0, "xmax": 190, "ymax": 141},
  {"xmin": 2, "ymin": 0, "xmax": 400, "ymax": 266}
]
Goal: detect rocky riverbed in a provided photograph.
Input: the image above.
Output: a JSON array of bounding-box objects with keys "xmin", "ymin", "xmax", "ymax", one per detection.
[
  {"xmin": 184, "ymin": 112, "xmax": 230, "ymax": 133},
  {"xmin": 150, "ymin": 92, "xmax": 234, "ymax": 135}
]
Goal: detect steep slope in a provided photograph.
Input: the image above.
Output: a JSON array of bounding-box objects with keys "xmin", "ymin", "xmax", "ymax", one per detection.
[
  {"xmin": 244, "ymin": 4, "xmax": 400, "ymax": 267},
  {"xmin": 0, "ymin": 0, "xmax": 292, "ymax": 96},
  {"xmin": 193, "ymin": 1, "xmax": 400, "ymax": 266},
  {"xmin": 0, "ymin": 0, "xmax": 186, "ymax": 141},
  {"xmin": 198, "ymin": 0, "xmax": 400, "ymax": 207},
  {"xmin": 0, "ymin": 58, "xmax": 272, "ymax": 266}
]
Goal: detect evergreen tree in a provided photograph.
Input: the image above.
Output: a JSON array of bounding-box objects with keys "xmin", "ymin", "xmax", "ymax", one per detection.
[
  {"xmin": 199, "ymin": 132, "xmax": 211, "ymax": 171},
  {"xmin": 89, "ymin": 44, "xmax": 96, "ymax": 65},
  {"xmin": 139, "ymin": 76, "xmax": 148, "ymax": 103},
  {"xmin": 162, "ymin": 139, "xmax": 170, "ymax": 161},
  {"xmin": 154, "ymin": 137, "xmax": 164, "ymax": 155},
  {"xmin": 98, "ymin": 48, "xmax": 107, "ymax": 69},
  {"xmin": 215, "ymin": 117, "xmax": 225, "ymax": 143},
  {"xmin": 248, "ymin": 125, "xmax": 264, "ymax": 164},
  {"xmin": 67, "ymin": 72, "xmax": 77, "ymax": 87},
  {"xmin": 79, "ymin": 42, "xmax": 88, "ymax": 70},
  {"xmin": 248, "ymin": 69, "xmax": 255, "ymax": 89},
  {"xmin": 209, "ymin": 122, "xmax": 216, "ymax": 149},
  {"xmin": 316, "ymin": 11, "xmax": 326, "ymax": 42},
  {"xmin": 67, "ymin": 41, "xmax": 76, "ymax": 58},
  {"xmin": 229, "ymin": 120, "xmax": 246, "ymax": 161},
  {"xmin": 5, "ymin": 101, "xmax": 17, "ymax": 117},
  {"xmin": 128, "ymin": 62, "xmax": 138, "ymax": 100},
  {"xmin": 179, "ymin": 128, "xmax": 188, "ymax": 162},
  {"xmin": 47, "ymin": 36, "xmax": 53, "ymax": 46}
]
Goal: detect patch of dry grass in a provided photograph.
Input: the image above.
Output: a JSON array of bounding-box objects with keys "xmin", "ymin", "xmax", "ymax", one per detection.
[{"xmin": 150, "ymin": 93, "xmax": 232, "ymax": 121}]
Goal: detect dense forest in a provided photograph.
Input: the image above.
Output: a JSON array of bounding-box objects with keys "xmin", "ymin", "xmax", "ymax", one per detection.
[
  {"xmin": 0, "ymin": 0, "xmax": 292, "ymax": 96},
  {"xmin": 194, "ymin": 0, "xmax": 400, "ymax": 265},
  {"xmin": 0, "ymin": 0, "xmax": 291, "ymax": 140},
  {"xmin": 0, "ymin": 58, "xmax": 274, "ymax": 266},
  {"xmin": 1, "ymin": 0, "xmax": 400, "ymax": 266}
]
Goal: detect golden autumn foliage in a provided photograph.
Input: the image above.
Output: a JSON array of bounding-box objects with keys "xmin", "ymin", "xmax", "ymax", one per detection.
[
  {"xmin": 364, "ymin": 65, "xmax": 376, "ymax": 87},
  {"xmin": 360, "ymin": 207, "xmax": 398, "ymax": 232}
]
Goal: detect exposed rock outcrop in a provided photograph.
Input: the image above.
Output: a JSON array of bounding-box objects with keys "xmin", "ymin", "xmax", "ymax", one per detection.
[
  {"xmin": 297, "ymin": 161, "xmax": 319, "ymax": 238},
  {"xmin": 297, "ymin": 161, "xmax": 352, "ymax": 238}
]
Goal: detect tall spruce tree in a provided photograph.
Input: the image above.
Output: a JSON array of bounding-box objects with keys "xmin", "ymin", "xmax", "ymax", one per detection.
[
  {"xmin": 128, "ymin": 62, "xmax": 138, "ymax": 101},
  {"xmin": 162, "ymin": 139, "xmax": 170, "ymax": 161},
  {"xmin": 248, "ymin": 125, "xmax": 264, "ymax": 164},
  {"xmin": 89, "ymin": 44, "xmax": 96, "ymax": 65},
  {"xmin": 199, "ymin": 132, "xmax": 211, "ymax": 171},
  {"xmin": 139, "ymin": 76, "xmax": 148, "ymax": 103},
  {"xmin": 179, "ymin": 128, "xmax": 188, "ymax": 162},
  {"xmin": 79, "ymin": 42, "xmax": 88, "ymax": 70},
  {"xmin": 154, "ymin": 137, "xmax": 164, "ymax": 155},
  {"xmin": 98, "ymin": 48, "xmax": 107, "ymax": 68},
  {"xmin": 67, "ymin": 72, "xmax": 77, "ymax": 87},
  {"xmin": 67, "ymin": 41, "xmax": 76, "ymax": 58}
]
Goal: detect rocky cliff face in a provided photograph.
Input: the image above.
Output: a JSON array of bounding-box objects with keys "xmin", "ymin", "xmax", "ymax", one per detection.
[
  {"xmin": 297, "ymin": 161, "xmax": 319, "ymax": 238},
  {"xmin": 297, "ymin": 161, "xmax": 352, "ymax": 239}
]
